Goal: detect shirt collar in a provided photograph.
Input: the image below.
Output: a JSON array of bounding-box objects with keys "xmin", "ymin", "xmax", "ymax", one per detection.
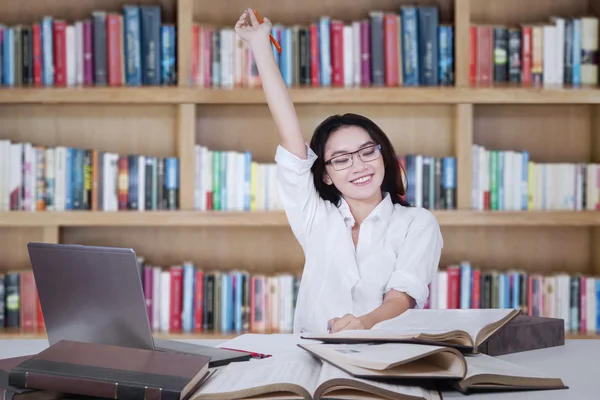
[{"xmin": 338, "ymin": 192, "xmax": 394, "ymax": 226}]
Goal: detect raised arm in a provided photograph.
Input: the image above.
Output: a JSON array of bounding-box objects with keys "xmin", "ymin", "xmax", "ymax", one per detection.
[{"xmin": 235, "ymin": 9, "xmax": 306, "ymax": 159}]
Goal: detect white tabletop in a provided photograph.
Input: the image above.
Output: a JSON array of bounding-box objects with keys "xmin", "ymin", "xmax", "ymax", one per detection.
[{"xmin": 1, "ymin": 338, "xmax": 599, "ymax": 399}]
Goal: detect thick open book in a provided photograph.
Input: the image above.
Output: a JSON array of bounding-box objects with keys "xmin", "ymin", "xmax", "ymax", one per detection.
[
  {"xmin": 298, "ymin": 342, "xmax": 566, "ymax": 393},
  {"xmin": 190, "ymin": 351, "xmax": 441, "ymax": 400},
  {"xmin": 302, "ymin": 309, "xmax": 521, "ymax": 352}
]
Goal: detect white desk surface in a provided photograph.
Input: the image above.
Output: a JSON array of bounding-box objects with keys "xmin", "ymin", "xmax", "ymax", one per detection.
[{"xmin": 1, "ymin": 338, "xmax": 599, "ymax": 399}]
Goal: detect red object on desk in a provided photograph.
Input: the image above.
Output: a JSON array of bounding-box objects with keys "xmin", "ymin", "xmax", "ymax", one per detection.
[{"xmin": 220, "ymin": 347, "xmax": 272, "ymax": 359}]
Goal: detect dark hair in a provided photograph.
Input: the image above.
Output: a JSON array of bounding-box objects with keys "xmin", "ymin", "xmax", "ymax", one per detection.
[{"xmin": 309, "ymin": 113, "xmax": 411, "ymax": 207}]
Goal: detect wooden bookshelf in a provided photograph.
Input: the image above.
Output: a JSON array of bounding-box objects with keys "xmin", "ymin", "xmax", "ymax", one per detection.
[{"xmin": 0, "ymin": 0, "xmax": 599, "ymax": 339}]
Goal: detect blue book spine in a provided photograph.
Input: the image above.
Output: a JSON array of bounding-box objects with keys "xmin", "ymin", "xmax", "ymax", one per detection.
[
  {"xmin": 401, "ymin": 7, "xmax": 419, "ymax": 85},
  {"xmin": 73, "ymin": 149, "xmax": 84, "ymax": 210},
  {"xmin": 442, "ymin": 157, "xmax": 456, "ymax": 208},
  {"xmin": 140, "ymin": 5, "xmax": 161, "ymax": 85},
  {"xmin": 418, "ymin": 6, "xmax": 439, "ymax": 86},
  {"xmin": 169, "ymin": 25, "xmax": 176, "ymax": 84},
  {"xmin": 521, "ymin": 151, "xmax": 529, "ymax": 210},
  {"xmin": 4, "ymin": 27, "xmax": 14, "ymax": 86},
  {"xmin": 221, "ymin": 274, "xmax": 231, "ymax": 333},
  {"xmin": 504, "ymin": 274, "xmax": 511, "ymax": 308},
  {"xmin": 123, "ymin": 5, "xmax": 142, "ymax": 86},
  {"xmin": 182, "ymin": 263, "xmax": 195, "ymax": 333},
  {"xmin": 161, "ymin": 25, "xmax": 170, "ymax": 84},
  {"xmin": 460, "ymin": 262, "xmax": 471, "ymax": 309},
  {"xmin": 65, "ymin": 148, "xmax": 73, "ymax": 210},
  {"xmin": 512, "ymin": 272, "xmax": 521, "ymax": 309},
  {"xmin": 438, "ymin": 25, "xmax": 453, "ymax": 85},
  {"xmin": 271, "ymin": 25, "xmax": 281, "ymax": 68},
  {"xmin": 280, "ymin": 28, "xmax": 292, "ymax": 86},
  {"xmin": 596, "ymin": 280, "xmax": 600, "ymax": 331},
  {"xmin": 41, "ymin": 17, "xmax": 54, "ymax": 86},
  {"xmin": 572, "ymin": 18, "xmax": 581, "ymax": 85},
  {"xmin": 319, "ymin": 17, "xmax": 331, "ymax": 86},
  {"xmin": 165, "ymin": 156, "xmax": 178, "ymax": 209},
  {"xmin": 405, "ymin": 155, "xmax": 416, "ymax": 206},
  {"xmin": 0, "ymin": 25, "xmax": 4, "ymax": 85}
]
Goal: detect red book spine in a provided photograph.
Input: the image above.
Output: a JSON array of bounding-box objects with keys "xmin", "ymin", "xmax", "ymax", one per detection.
[
  {"xmin": 471, "ymin": 269, "xmax": 481, "ymax": 308},
  {"xmin": 250, "ymin": 276, "xmax": 256, "ymax": 332},
  {"xmin": 169, "ymin": 267, "xmax": 183, "ymax": 332},
  {"xmin": 330, "ymin": 20, "xmax": 344, "ymax": 86},
  {"xmin": 384, "ymin": 14, "xmax": 399, "ymax": 86},
  {"xmin": 580, "ymin": 276, "xmax": 587, "ymax": 333},
  {"xmin": 527, "ymin": 275, "xmax": 533, "ymax": 316},
  {"xmin": 20, "ymin": 271, "xmax": 37, "ymax": 330},
  {"xmin": 193, "ymin": 270, "xmax": 204, "ymax": 332},
  {"xmin": 53, "ymin": 21, "xmax": 67, "ymax": 86},
  {"xmin": 309, "ymin": 23, "xmax": 320, "ymax": 86},
  {"xmin": 36, "ymin": 292, "xmax": 45, "ymax": 330},
  {"xmin": 521, "ymin": 26, "xmax": 532, "ymax": 85},
  {"xmin": 469, "ymin": 25, "xmax": 477, "ymax": 84},
  {"xmin": 191, "ymin": 24, "xmax": 199, "ymax": 85},
  {"xmin": 476, "ymin": 25, "xmax": 492, "ymax": 85},
  {"xmin": 83, "ymin": 20, "xmax": 94, "ymax": 86},
  {"xmin": 360, "ymin": 19, "xmax": 371, "ymax": 86},
  {"xmin": 32, "ymin": 24, "xmax": 42, "ymax": 86},
  {"xmin": 106, "ymin": 14, "xmax": 122, "ymax": 86},
  {"xmin": 446, "ymin": 266, "xmax": 461, "ymax": 309}
]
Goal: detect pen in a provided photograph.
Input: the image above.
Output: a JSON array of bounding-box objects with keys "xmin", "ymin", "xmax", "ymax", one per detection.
[
  {"xmin": 221, "ymin": 347, "xmax": 272, "ymax": 359},
  {"xmin": 252, "ymin": 9, "xmax": 282, "ymax": 54}
]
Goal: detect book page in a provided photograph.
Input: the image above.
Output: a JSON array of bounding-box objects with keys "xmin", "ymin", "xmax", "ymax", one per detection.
[
  {"xmin": 315, "ymin": 361, "xmax": 442, "ymax": 400},
  {"xmin": 370, "ymin": 309, "xmax": 517, "ymax": 343},
  {"xmin": 463, "ymin": 353, "xmax": 553, "ymax": 380},
  {"xmin": 218, "ymin": 333, "xmax": 314, "ymax": 358},
  {"xmin": 303, "ymin": 342, "xmax": 449, "ymax": 370},
  {"xmin": 191, "ymin": 352, "xmax": 321, "ymax": 400}
]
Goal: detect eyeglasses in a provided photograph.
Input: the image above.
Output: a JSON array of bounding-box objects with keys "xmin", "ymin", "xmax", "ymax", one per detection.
[{"xmin": 324, "ymin": 144, "xmax": 382, "ymax": 171}]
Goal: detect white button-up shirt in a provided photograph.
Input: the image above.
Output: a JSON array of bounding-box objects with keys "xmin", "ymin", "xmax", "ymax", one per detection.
[{"xmin": 275, "ymin": 144, "xmax": 444, "ymax": 334}]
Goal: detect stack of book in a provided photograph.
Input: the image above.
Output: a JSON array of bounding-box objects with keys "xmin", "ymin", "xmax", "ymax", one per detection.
[{"xmin": 190, "ymin": 309, "xmax": 567, "ymax": 399}]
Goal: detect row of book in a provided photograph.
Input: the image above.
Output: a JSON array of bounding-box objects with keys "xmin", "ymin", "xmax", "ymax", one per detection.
[
  {"xmin": 193, "ymin": 145, "xmax": 283, "ymax": 212},
  {"xmin": 2, "ymin": 261, "xmax": 598, "ymax": 335},
  {"xmin": 471, "ymin": 144, "xmax": 599, "ymax": 211},
  {"xmin": 398, "ymin": 154, "xmax": 456, "ymax": 210},
  {"xmin": 0, "ymin": 4, "xmax": 174, "ymax": 88},
  {"xmin": 470, "ymin": 16, "xmax": 599, "ymax": 86},
  {"xmin": 0, "ymin": 139, "xmax": 180, "ymax": 211},
  {"xmin": 191, "ymin": 6, "xmax": 453, "ymax": 88},
  {"xmin": 427, "ymin": 262, "xmax": 600, "ymax": 335}
]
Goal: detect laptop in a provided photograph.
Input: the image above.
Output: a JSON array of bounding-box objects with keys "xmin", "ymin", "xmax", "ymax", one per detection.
[{"xmin": 27, "ymin": 242, "xmax": 252, "ymax": 368}]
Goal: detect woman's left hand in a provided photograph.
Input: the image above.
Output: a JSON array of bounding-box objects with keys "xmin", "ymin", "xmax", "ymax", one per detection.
[{"xmin": 327, "ymin": 314, "xmax": 369, "ymax": 333}]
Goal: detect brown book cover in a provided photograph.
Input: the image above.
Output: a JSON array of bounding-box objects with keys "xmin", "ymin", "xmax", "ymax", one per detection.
[
  {"xmin": 8, "ymin": 340, "xmax": 211, "ymax": 400},
  {"xmin": 0, "ymin": 356, "xmax": 61, "ymax": 400},
  {"xmin": 478, "ymin": 315, "xmax": 565, "ymax": 356}
]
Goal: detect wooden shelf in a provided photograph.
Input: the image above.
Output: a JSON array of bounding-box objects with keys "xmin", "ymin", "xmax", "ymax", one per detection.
[
  {"xmin": 0, "ymin": 210, "xmax": 599, "ymax": 228},
  {"xmin": 1, "ymin": 86, "xmax": 600, "ymax": 105}
]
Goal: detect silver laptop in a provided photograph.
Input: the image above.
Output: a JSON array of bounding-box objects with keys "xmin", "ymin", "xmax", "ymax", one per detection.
[{"xmin": 27, "ymin": 242, "xmax": 251, "ymax": 367}]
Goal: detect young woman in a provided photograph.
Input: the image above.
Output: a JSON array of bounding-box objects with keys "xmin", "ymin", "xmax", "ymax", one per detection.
[{"xmin": 235, "ymin": 9, "xmax": 443, "ymax": 334}]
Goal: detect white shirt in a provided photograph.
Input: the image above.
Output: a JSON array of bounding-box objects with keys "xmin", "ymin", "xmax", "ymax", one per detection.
[{"xmin": 274, "ymin": 144, "xmax": 444, "ymax": 334}]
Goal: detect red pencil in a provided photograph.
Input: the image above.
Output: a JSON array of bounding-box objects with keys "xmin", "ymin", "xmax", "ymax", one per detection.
[{"xmin": 253, "ymin": 9, "xmax": 282, "ymax": 53}]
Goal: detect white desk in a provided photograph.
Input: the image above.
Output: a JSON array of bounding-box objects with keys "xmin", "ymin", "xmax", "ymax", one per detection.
[{"xmin": 1, "ymin": 338, "xmax": 599, "ymax": 399}]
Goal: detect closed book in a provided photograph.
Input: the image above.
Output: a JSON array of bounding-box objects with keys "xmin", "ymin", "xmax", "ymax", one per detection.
[
  {"xmin": 0, "ymin": 356, "xmax": 61, "ymax": 400},
  {"xmin": 8, "ymin": 340, "xmax": 211, "ymax": 400},
  {"xmin": 478, "ymin": 315, "xmax": 565, "ymax": 356}
]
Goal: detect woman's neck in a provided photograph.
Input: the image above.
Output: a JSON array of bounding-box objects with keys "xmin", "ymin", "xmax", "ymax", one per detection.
[{"xmin": 344, "ymin": 191, "xmax": 383, "ymax": 226}]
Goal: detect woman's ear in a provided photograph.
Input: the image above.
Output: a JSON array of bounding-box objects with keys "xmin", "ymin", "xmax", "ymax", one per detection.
[{"xmin": 323, "ymin": 173, "xmax": 333, "ymax": 185}]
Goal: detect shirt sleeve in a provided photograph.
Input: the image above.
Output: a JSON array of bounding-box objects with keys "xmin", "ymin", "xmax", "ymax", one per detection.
[
  {"xmin": 274, "ymin": 144, "xmax": 325, "ymax": 249},
  {"xmin": 385, "ymin": 209, "xmax": 443, "ymax": 309}
]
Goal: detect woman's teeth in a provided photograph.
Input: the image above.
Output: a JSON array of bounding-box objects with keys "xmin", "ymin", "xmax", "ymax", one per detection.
[{"xmin": 352, "ymin": 175, "xmax": 372, "ymax": 184}]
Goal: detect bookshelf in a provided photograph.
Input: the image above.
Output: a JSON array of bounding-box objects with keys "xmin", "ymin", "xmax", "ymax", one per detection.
[{"xmin": 0, "ymin": 0, "xmax": 599, "ymax": 339}]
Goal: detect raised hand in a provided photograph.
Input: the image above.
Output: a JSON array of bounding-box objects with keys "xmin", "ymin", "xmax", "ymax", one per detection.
[{"xmin": 234, "ymin": 8, "xmax": 272, "ymax": 48}]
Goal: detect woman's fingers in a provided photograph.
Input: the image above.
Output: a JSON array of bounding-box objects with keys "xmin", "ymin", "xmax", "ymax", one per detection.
[{"xmin": 248, "ymin": 8, "xmax": 260, "ymax": 27}]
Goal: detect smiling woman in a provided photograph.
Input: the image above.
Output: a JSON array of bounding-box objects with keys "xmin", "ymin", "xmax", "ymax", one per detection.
[{"xmin": 234, "ymin": 8, "xmax": 443, "ymax": 335}]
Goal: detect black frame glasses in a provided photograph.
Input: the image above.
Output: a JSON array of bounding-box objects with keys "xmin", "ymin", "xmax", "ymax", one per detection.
[{"xmin": 324, "ymin": 144, "xmax": 382, "ymax": 171}]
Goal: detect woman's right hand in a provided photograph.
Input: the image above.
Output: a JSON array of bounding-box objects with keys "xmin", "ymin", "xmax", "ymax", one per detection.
[{"xmin": 234, "ymin": 8, "xmax": 272, "ymax": 49}]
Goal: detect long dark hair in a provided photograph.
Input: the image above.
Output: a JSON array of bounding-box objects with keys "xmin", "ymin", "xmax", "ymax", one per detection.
[{"xmin": 309, "ymin": 113, "xmax": 411, "ymax": 207}]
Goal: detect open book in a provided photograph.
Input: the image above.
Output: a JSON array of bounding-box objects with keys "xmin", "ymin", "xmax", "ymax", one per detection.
[
  {"xmin": 302, "ymin": 309, "xmax": 520, "ymax": 353},
  {"xmin": 298, "ymin": 342, "xmax": 566, "ymax": 394},
  {"xmin": 190, "ymin": 351, "xmax": 441, "ymax": 400}
]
